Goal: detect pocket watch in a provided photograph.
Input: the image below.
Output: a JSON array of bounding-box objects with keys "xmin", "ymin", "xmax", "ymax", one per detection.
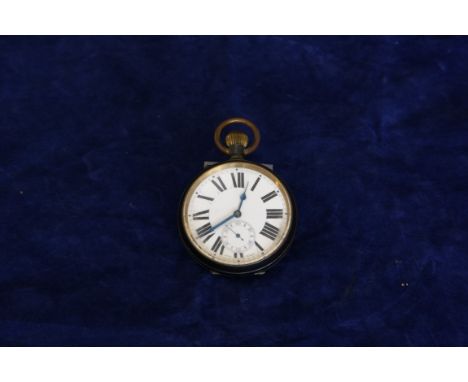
[{"xmin": 178, "ymin": 117, "xmax": 296, "ymax": 276}]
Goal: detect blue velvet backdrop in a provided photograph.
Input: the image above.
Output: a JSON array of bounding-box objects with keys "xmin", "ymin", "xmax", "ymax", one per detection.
[{"xmin": 1, "ymin": 36, "xmax": 467, "ymax": 346}]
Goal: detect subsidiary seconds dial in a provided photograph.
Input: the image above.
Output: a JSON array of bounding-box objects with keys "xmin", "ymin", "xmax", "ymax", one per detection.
[{"xmin": 221, "ymin": 220, "xmax": 255, "ymax": 255}]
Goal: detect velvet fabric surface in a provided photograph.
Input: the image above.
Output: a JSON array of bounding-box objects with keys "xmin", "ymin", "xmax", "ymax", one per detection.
[{"xmin": 0, "ymin": 36, "xmax": 467, "ymax": 346}]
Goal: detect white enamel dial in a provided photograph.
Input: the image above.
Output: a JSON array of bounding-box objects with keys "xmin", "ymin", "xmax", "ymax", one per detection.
[{"xmin": 181, "ymin": 162, "xmax": 293, "ymax": 266}]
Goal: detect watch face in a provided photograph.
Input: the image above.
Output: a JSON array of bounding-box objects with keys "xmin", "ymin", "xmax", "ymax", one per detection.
[{"xmin": 180, "ymin": 161, "xmax": 294, "ymax": 273}]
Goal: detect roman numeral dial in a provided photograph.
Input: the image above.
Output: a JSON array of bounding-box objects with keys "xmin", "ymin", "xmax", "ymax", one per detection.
[{"xmin": 183, "ymin": 163, "xmax": 293, "ymax": 268}]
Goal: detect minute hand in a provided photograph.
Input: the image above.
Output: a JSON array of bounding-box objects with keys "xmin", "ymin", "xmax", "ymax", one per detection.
[{"xmin": 209, "ymin": 213, "xmax": 236, "ymax": 233}]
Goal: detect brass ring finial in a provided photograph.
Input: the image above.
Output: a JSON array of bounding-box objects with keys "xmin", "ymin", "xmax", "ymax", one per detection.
[{"xmin": 214, "ymin": 117, "xmax": 261, "ymax": 156}]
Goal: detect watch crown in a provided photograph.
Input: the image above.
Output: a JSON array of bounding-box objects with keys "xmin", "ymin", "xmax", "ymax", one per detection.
[{"xmin": 225, "ymin": 131, "xmax": 249, "ymax": 149}]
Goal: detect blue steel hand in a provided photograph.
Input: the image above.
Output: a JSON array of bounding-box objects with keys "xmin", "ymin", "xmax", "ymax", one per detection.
[
  {"xmin": 237, "ymin": 182, "xmax": 249, "ymax": 211},
  {"xmin": 208, "ymin": 213, "xmax": 236, "ymax": 234}
]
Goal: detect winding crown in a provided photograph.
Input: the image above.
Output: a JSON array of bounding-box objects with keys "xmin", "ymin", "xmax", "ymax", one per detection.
[{"xmin": 225, "ymin": 131, "xmax": 249, "ymax": 148}]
